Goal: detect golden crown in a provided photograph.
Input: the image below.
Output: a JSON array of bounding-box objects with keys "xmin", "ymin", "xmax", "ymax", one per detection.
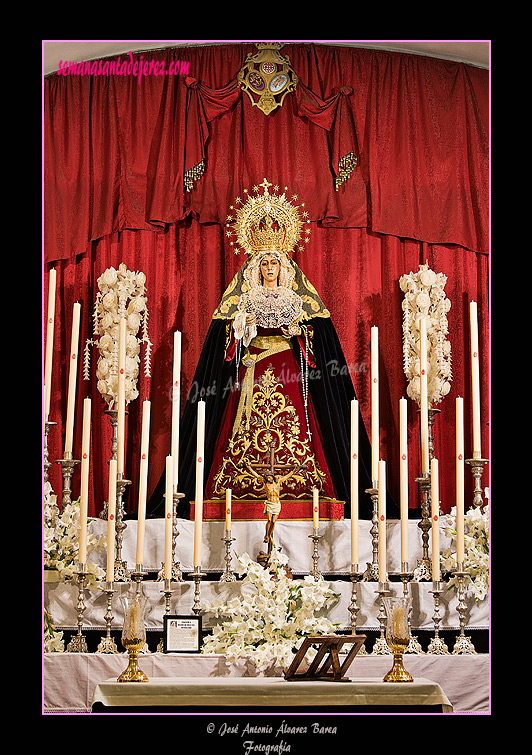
[{"xmin": 225, "ymin": 178, "xmax": 311, "ymax": 256}]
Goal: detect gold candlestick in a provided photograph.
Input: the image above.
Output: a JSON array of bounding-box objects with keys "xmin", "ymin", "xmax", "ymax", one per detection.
[{"xmin": 117, "ymin": 589, "xmax": 149, "ymax": 682}]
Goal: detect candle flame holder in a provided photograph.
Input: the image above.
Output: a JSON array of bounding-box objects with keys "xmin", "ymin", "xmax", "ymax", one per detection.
[
  {"xmin": 191, "ymin": 566, "xmax": 206, "ymax": 615},
  {"xmin": 452, "ymin": 564, "xmax": 477, "ymax": 654},
  {"xmin": 348, "ymin": 565, "xmax": 366, "ymax": 653},
  {"xmin": 96, "ymin": 580, "xmax": 119, "ymax": 654},
  {"xmin": 382, "ymin": 596, "xmax": 414, "ymax": 683},
  {"xmin": 427, "ymin": 581, "xmax": 449, "ymax": 654},
  {"xmin": 363, "ymin": 487, "xmax": 379, "ymax": 581},
  {"xmin": 66, "ymin": 563, "xmax": 88, "ymax": 653},
  {"xmin": 372, "ymin": 582, "xmax": 392, "ymax": 655},
  {"xmin": 308, "ymin": 528, "xmax": 323, "ymax": 581},
  {"xmin": 465, "ymin": 457, "xmax": 489, "ymax": 508},
  {"xmin": 55, "ymin": 455, "xmax": 81, "ymax": 510},
  {"xmin": 219, "ymin": 530, "xmax": 237, "ymax": 582}
]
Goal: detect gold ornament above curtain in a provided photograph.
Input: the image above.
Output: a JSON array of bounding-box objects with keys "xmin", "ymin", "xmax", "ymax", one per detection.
[{"xmin": 237, "ymin": 43, "xmax": 298, "ymax": 115}]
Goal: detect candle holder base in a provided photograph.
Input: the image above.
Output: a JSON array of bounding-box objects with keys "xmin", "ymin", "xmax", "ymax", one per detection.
[
  {"xmin": 96, "ymin": 581, "xmax": 119, "ymax": 654},
  {"xmin": 55, "ymin": 457, "xmax": 81, "ymax": 510},
  {"xmin": 395, "ymin": 567, "xmax": 424, "ymax": 655},
  {"xmin": 347, "ymin": 566, "xmax": 365, "ymax": 651},
  {"xmin": 219, "ymin": 532, "xmax": 237, "ymax": 582},
  {"xmin": 117, "ymin": 642, "xmax": 149, "ymax": 683},
  {"xmin": 371, "ymin": 582, "xmax": 392, "ymax": 655},
  {"xmin": 465, "ymin": 457, "xmax": 489, "ymax": 507},
  {"xmin": 427, "ymin": 581, "xmax": 449, "ymax": 655},
  {"xmin": 363, "ymin": 487, "xmax": 379, "ymax": 581},
  {"xmin": 382, "ymin": 647, "xmax": 414, "ymax": 683},
  {"xmin": 191, "ymin": 567, "xmax": 206, "ymax": 615},
  {"xmin": 66, "ymin": 564, "xmax": 88, "ymax": 653},
  {"xmin": 451, "ymin": 567, "xmax": 477, "ymax": 655},
  {"xmin": 308, "ymin": 529, "xmax": 323, "ymax": 580}
]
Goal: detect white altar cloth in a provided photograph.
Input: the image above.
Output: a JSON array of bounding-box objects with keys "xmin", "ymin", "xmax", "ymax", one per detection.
[
  {"xmin": 43, "ymin": 652, "xmax": 488, "ymax": 713},
  {"xmin": 91, "ymin": 675, "xmax": 453, "ymax": 712}
]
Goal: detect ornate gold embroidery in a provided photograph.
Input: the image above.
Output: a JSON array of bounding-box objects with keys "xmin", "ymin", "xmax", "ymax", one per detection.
[
  {"xmin": 335, "ymin": 151, "xmax": 358, "ymax": 191},
  {"xmin": 184, "ymin": 159, "xmax": 206, "ymax": 192},
  {"xmin": 212, "ymin": 365, "xmax": 326, "ymax": 498}
]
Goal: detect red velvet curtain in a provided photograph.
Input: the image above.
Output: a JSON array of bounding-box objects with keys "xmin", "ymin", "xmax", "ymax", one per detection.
[{"xmin": 43, "ymin": 43, "xmax": 489, "ymax": 516}]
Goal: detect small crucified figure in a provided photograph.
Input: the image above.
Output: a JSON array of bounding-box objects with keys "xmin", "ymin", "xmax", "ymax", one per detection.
[{"xmin": 242, "ymin": 460, "xmax": 307, "ymax": 554}]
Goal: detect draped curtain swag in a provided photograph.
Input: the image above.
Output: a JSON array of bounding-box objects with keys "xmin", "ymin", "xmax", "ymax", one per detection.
[{"xmin": 43, "ymin": 43, "xmax": 489, "ymax": 517}]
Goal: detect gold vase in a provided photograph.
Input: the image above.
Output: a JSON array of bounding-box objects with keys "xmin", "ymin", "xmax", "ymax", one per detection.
[
  {"xmin": 117, "ymin": 591, "xmax": 149, "ymax": 683},
  {"xmin": 382, "ymin": 597, "xmax": 414, "ymax": 683}
]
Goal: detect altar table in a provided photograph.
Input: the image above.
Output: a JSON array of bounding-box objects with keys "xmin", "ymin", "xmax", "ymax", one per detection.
[{"xmin": 91, "ymin": 675, "xmax": 453, "ymax": 713}]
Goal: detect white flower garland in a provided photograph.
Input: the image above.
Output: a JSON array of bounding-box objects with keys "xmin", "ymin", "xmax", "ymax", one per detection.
[
  {"xmin": 440, "ymin": 504, "xmax": 489, "ymax": 601},
  {"xmin": 201, "ymin": 548, "xmax": 340, "ymax": 672},
  {"xmin": 84, "ymin": 263, "xmax": 152, "ymax": 407},
  {"xmin": 399, "ymin": 264, "xmax": 452, "ymax": 406}
]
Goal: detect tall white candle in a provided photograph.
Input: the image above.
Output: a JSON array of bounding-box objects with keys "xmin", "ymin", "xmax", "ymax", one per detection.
[
  {"xmin": 225, "ymin": 488, "xmax": 232, "ymax": 531},
  {"xmin": 44, "ymin": 268, "xmax": 57, "ymax": 421},
  {"xmin": 371, "ymin": 326, "xmax": 379, "ymax": 486},
  {"xmin": 64, "ymin": 302, "xmax": 81, "ymax": 457},
  {"xmin": 456, "ymin": 397, "xmax": 465, "ymax": 565},
  {"xmin": 78, "ymin": 397, "xmax": 91, "ymax": 564},
  {"xmin": 116, "ymin": 317, "xmax": 127, "ymax": 476},
  {"xmin": 106, "ymin": 458, "xmax": 117, "ymax": 582},
  {"xmin": 171, "ymin": 330, "xmax": 182, "ymax": 491},
  {"xmin": 136, "ymin": 400, "xmax": 151, "ymax": 567},
  {"xmin": 350, "ymin": 398, "xmax": 359, "ymax": 565},
  {"xmin": 313, "ymin": 487, "xmax": 319, "ymax": 529},
  {"xmin": 399, "ymin": 397, "xmax": 409, "ymax": 565},
  {"xmin": 431, "ymin": 458, "xmax": 441, "ymax": 581},
  {"xmin": 193, "ymin": 400, "xmax": 206, "ymax": 567},
  {"xmin": 164, "ymin": 455, "xmax": 173, "ymax": 580},
  {"xmin": 470, "ymin": 301, "xmax": 482, "ymax": 459},
  {"xmin": 378, "ymin": 460, "xmax": 387, "ymax": 583},
  {"xmin": 419, "ymin": 316, "xmax": 430, "ymax": 476}
]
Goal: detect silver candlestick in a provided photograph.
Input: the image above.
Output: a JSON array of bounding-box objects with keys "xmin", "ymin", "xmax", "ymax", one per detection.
[
  {"xmin": 363, "ymin": 487, "xmax": 379, "ymax": 580},
  {"xmin": 44, "ymin": 420, "xmax": 56, "ymax": 485},
  {"xmin": 396, "ymin": 563, "xmax": 424, "ymax": 654},
  {"xmin": 465, "ymin": 457, "xmax": 489, "ymax": 508},
  {"xmin": 308, "ymin": 527, "xmax": 323, "ymax": 580},
  {"xmin": 66, "ymin": 562, "xmax": 88, "ymax": 652},
  {"xmin": 191, "ymin": 565, "xmax": 206, "ymax": 615},
  {"xmin": 452, "ymin": 563, "xmax": 477, "ymax": 654},
  {"xmin": 372, "ymin": 582, "xmax": 392, "ymax": 654},
  {"xmin": 113, "ymin": 474, "xmax": 131, "ymax": 581},
  {"xmin": 427, "ymin": 580, "xmax": 449, "ymax": 654},
  {"xmin": 220, "ymin": 530, "xmax": 237, "ymax": 582},
  {"xmin": 55, "ymin": 455, "xmax": 81, "ymax": 509},
  {"xmin": 348, "ymin": 564, "xmax": 366, "ymax": 653},
  {"xmin": 414, "ymin": 475, "xmax": 432, "ymax": 580},
  {"xmin": 96, "ymin": 580, "xmax": 118, "ymax": 653},
  {"xmin": 157, "ymin": 578, "xmax": 175, "ymax": 652},
  {"xmin": 172, "ymin": 491, "xmax": 185, "ymax": 581}
]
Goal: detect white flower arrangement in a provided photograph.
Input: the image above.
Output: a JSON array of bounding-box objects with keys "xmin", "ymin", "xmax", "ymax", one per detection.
[
  {"xmin": 399, "ymin": 264, "xmax": 452, "ymax": 406},
  {"xmin": 440, "ymin": 504, "xmax": 489, "ymax": 601},
  {"xmin": 44, "ymin": 482, "xmax": 106, "ymax": 587},
  {"xmin": 201, "ymin": 548, "xmax": 340, "ymax": 672},
  {"xmin": 84, "ymin": 263, "xmax": 152, "ymax": 407}
]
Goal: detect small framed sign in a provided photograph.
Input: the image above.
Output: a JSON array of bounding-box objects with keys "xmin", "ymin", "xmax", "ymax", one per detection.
[{"xmin": 163, "ymin": 615, "xmax": 202, "ymax": 653}]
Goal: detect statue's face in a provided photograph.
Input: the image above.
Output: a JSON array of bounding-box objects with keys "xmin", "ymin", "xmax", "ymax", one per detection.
[{"xmin": 260, "ymin": 254, "xmax": 280, "ymax": 285}]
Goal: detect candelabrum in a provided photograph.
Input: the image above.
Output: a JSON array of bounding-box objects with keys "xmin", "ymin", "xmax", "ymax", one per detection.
[
  {"xmin": 191, "ymin": 566, "xmax": 206, "ymax": 615},
  {"xmin": 44, "ymin": 420, "xmax": 56, "ymax": 485},
  {"xmin": 55, "ymin": 454, "xmax": 81, "ymax": 509},
  {"xmin": 395, "ymin": 563, "xmax": 424, "ymax": 654},
  {"xmin": 465, "ymin": 457, "xmax": 489, "ymax": 508},
  {"xmin": 157, "ymin": 577, "xmax": 175, "ymax": 651},
  {"xmin": 414, "ymin": 475, "xmax": 432, "ymax": 580},
  {"xmin": 96, "ymin": 580, "xmax": 118, "ymax": 653},
  {"xmin": 427, "ymin": 580, "xmax": 449, "ymax": 654},
  {"xmin": 113, "ymin": 474, "xmax": 131, "ymax": 581},
  {"xmin": 220, "ymin": 529, "xmax": 237, "ymax": 582},
  {"xmin": 452, "ymin": 563, "xmax": 477, "ymax": 654},
  {"xmin": 348, "ymin": 564, "xmax": 366, "ymax": 653},
  {"xmin": 66, "ymin": 562, "xmax": 88, "ymax": 652},
  {"xmin": 363, "ymin": 487, "xmax": 379, "ymax": 580},
  {"xmin": 371, "ymin": 582, "xmax": 392, "ymax": 654},
  {"xmin": 308, "ymin": 527, "xmax": 323, "ymax": 581}
]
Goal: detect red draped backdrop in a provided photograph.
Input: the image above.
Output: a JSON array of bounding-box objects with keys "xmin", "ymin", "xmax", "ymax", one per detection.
[{"xmin": 43, "ymin": 43, "xmax": 489, "ymax": 517}]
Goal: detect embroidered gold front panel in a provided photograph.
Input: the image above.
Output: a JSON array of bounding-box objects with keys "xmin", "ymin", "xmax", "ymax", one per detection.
[{"xmin": 211, "ymin": 364, "xmax": 326, "ymax": 498}]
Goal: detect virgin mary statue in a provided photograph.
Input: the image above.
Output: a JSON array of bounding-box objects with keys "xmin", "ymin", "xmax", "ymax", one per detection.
[{"xmin": 147, "ymin": 180, "xmax": 386, "ymax": 520}]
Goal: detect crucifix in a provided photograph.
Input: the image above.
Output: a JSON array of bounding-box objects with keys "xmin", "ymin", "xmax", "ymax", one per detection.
[{"xmin": 239, "ymin": 441, "xmax": 307, "ymax": 558}]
